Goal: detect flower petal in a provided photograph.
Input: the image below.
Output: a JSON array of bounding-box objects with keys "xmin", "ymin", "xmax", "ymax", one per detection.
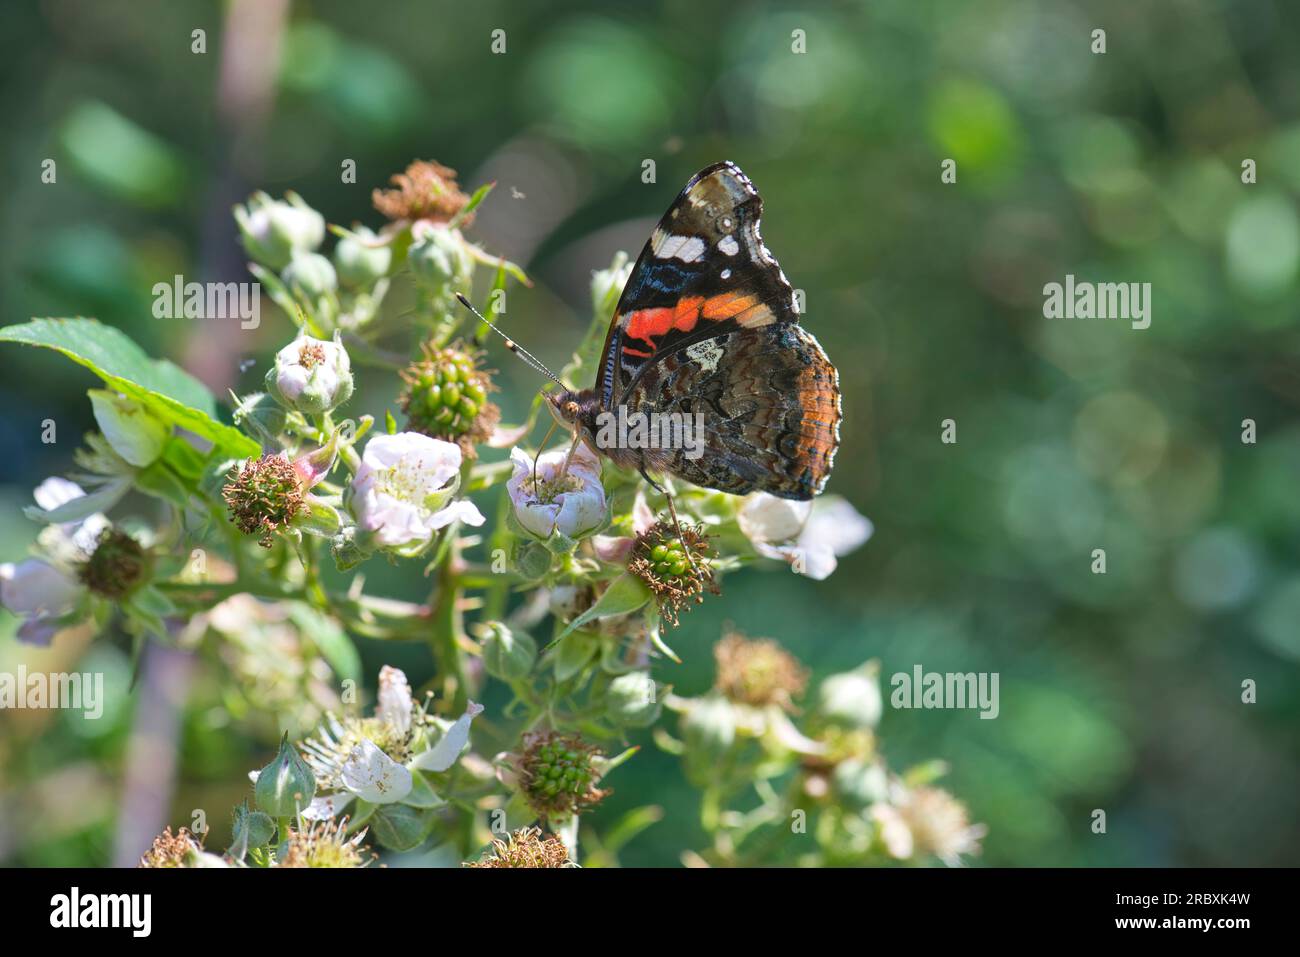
[
  {"xmin": 409, "ymin": 701, "xmax": 484, "ymax": 772},
  {"xmin": 340, "ymin": 738, "xmax": 413, "ymax": 804}
]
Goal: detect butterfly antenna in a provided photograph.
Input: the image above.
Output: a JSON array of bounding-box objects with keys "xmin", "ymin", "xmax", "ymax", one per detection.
[{"xmin": 455, "ymin": 293, "xmax": 568, "ymax": 391}]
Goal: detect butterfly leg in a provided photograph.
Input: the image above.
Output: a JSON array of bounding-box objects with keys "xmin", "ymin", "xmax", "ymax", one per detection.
[
  {"xmin": 638, "ymin": 466, "xmax": 665, "ymax": 495},
  {"xmin": 637, "ymin": 467, "xmax": 700, "ymax": 575}
]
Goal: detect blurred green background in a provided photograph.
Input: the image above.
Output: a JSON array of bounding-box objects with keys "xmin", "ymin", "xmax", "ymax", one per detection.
[{"xmin": 2, "ymin": 0, "xmax": 1299, "ymax": 867}]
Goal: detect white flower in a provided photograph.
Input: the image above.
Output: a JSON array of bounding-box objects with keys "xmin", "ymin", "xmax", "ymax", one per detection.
[
  {"xmin": 340, "ymin": 738, "xmax": 412, "ymax": 804},
  {"xmin": 267, "ymin": 334, "xmax": 353, "ymax": 414},
  {"xmin": 89, "ymin": 389, "xmax": 168, "ymax": 468},
  {"xmin": 739, "ymin": 493, "xmax": 872, "ymax": 581},
  {"xmin": 507, "ymin": 442, "xmax": 606, "ymax": 540},
  {"xmin": 350, "ymin": 432, "xmax": 485, "ymax": 548},
  {"xmin": 297, "ymin": 666, "xmax": 486, "ymax": 820},
  {"xmin": 0, "ymin": 559, "xmax": 82, "ymax": 618}
]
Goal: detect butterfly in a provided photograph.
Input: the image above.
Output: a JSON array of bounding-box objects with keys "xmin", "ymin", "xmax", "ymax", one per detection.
[{"xmin": 462, "ymin": 161, "xmax": 841, "ymax": 500}]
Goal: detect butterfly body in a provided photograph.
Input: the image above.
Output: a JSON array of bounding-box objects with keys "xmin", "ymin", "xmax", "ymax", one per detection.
[{"xmin": 550, "ymin": 161, "xmax": 841, "ymax": 501}]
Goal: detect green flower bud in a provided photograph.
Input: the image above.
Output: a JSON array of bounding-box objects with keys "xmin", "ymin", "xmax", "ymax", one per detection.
[
  {"xmin": 333, "ymin": 226, "xmax": 393, "ymax": 287},
  {"xmin": 282, "ymin": 250, "xmax": 338, "ymax": 299},
  {"xmin": 254, "ymin": 732, "xmax": 317, "ymax": 817},
  {"xmin": 605, "ymin": 671, "xmax": 661, "ymax": 728},
  {"xmin": 234, "ymin": 191, "xmax": 325, "ymax": 270},
  {"xmin": 230, "ymin": 800, "xmax": 275, "ymax": 852},
  {"xmin": 408, "ymin": 225, "xmax": 472, "ymax": 293},
  {"xmin": 480, "ymin": 622, "xmax": 537, "ymax": 681},
  {"xmin": 818, "ymin": 662, "xmax": 882, "ymax": 729},
  {"xmin": 515, "ymin": 541, "xmax": 552, "ymax": 580}
]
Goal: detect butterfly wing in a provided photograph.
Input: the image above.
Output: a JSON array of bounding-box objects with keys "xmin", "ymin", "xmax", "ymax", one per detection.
[
  {"xmin": 595, "ymin": 161, "xmax": 800, "ymax": 409},
  {"xmin": 594, "ymin": 161, "xmax": 840, "ymax": 499}
]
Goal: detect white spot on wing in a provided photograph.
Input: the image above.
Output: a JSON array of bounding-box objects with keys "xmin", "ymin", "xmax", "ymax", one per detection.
[
  {"xmin": 718, "ymin": 235, "xmax": 740, "ymax": 256},
  {"xmin": 685, "ymin": 338, "xmax": 725, "ymax": 373},
  {"xmin": 653, "ymin": 231, "xmax": 706, "ymax": 262}
]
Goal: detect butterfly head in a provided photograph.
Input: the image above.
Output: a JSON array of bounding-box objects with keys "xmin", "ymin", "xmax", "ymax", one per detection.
[{"xmin": 545, "ymin": 387, "xmax": 603, "ymax": 444}]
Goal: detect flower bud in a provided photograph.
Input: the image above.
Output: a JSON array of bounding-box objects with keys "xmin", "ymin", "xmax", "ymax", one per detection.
[
  {"xmin": 266, "ymin": 334, "xmax": 353, "ymax": 415},
  {"xmin": 479, "ymin": 622, "xmax": 537, "ymax": 681},
  {"xmin": 231, "ymin": 800, "xmax": 276, "ymax": 851},
  {"xmin": 235, "ymin": 191, "xmax": 325, "ymax": 270},
  {"xmin": 88, "ymin": 390, "xmax": 168, "ymax": 468},
  {"xmin": 333, "ymin": 226, "xmax": 393, "ymax": 287},
  {"xmin": 605, "ymin": 671, "xmax": 661, "ymax": 728},
  {"xmin": 282, "ymin": 250, "xmax": 338, "ymax": 300},
  {"xmin": 254, "ymin": 732, "xmax": 317, "ymax": 817},
  {"xmin": 408, "ymin": 225, "xmax": 472, "ymax": 292},
  {"xmin": 831, "ymin": 758, "xmax": 889, "ymax": 810},
  {"xmin": 818, "ymin": 662, "xmax": 883, "ymax": 729}
]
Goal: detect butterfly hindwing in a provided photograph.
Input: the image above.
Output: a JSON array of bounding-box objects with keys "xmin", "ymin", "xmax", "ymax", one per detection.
[
  {"xmin": 623, "ymin": 322, "xmax": 840, "ymax": 499},
  {"xmin": 597, "ymin": 161, "xmax": 800, "ymax": 408}
]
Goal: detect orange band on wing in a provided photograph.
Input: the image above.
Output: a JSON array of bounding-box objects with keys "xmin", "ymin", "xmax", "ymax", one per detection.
[
  {"xmin": 624, "ymin": 296, "xmax": 705, "ymax": 350},
  {"xmin": 701, "ymin": 292, "xmax": 760, "ymax": 319}
]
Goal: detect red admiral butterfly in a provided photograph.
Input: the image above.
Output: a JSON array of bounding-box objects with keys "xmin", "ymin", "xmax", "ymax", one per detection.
[{"xmin": 463, "ymin": 161, "xmax": 841, "ymax": 500}]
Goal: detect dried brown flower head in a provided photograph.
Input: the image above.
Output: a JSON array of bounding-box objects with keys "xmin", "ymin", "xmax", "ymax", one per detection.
[
  {"xmin": 138, "ymin": 827, "xmax": 201, "ymax": 868},
  {"xmin": 222, "ymin": 453, "xmax": 306, "ymax": 547},
  {"xmin": 627, "ymin": 521, "xmax": 719, "ymax": 627},
  {"xmin": 713, "ymin": 632, "xmax": 808, "ymax": 710},
  {"xmin": 373, "ymin": 159, "xmax": 473, "ymax": 225},
  {"xmin": 465, "ymin": 826, "xmax": 575, "ymax": 868},
  {"xmin": 78, "ymin": 528, "xmax": 149, "ymax": 599}
]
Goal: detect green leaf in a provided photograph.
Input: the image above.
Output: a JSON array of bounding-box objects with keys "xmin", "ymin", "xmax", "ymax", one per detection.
[
  {"xmin": 546, "ymin": 572, "xmax": 652, "ymax": 649},
  {"xmin": 449, "ymin": 181, "xmax": 494, "ymax": 229},
  {"xmin": 0, "ymin": 318, "xmax": 259, "ymax": 459},
  {"xmin": 403, "ymin": 771, "xmax": 447, "ymax": 809},
  {"xmin": 553, "ymin": 630, "xmax": 600, "ymax": 682},
  {"xmin": 288, "ymin": 603, "xmax": 361, "ymax": 685}
]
